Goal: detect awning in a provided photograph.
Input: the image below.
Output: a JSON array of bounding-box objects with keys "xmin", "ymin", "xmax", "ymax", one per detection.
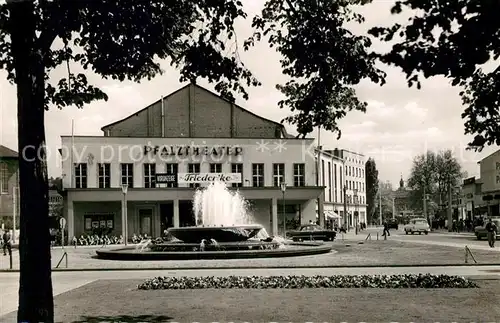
[{"xmin": 325, "ymin": 211, "xmax": 341, "ymax": 219}]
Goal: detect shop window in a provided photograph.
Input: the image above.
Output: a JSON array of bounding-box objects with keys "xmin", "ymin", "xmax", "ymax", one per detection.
[
  {"xmin": 144, "ymin": 163, "xmax": 156, "ymax": 188},
  {"xmin": 252, "ymin": 163, "xmax": 264, "ymax": 187},
  {"xmin": 273, "ymin": 163, "xmax": 285, "ymax": 187},
  {"xmin": 293, "ymin": 163, "xmax": 305, "ymax": 187},
  {"xmin": 74, "ymin": 163, "xmax": 87, "ymax": 188},
  {"xmin": 98, "ymin": 163, "xmax": 111, "ymax": 188},
  {"xmin": 188, "ymin": 163, "xmax": 200, "ymax": 188},
  {"xmin": 231, "ymin": 163, "xmax": 243, "ymax": 188},
  {"xmin": 84, "ymin": 213, "xmax": 114, "ymax": 234}
]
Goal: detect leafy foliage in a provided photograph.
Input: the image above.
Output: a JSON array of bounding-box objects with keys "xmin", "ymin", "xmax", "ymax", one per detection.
[
  {"xmin": 0, "ymin": 0, "xmax": 259, "ymax": 109},
  {"xmin": 246, "ymin": 0, "xmax": 386, "ymax": 138},
  {"xmin": 365, "ymin": 158, "xmax": 379, "ymax": 223},
  {"xmin": 368, "ymin": 0, "xmax": 500, "ymax": 150},
  {"xmin": 407, "ymin": 150, "xmax": 463, "ymax": 213}
]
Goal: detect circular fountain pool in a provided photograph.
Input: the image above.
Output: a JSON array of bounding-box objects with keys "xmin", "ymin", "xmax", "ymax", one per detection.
[{"xmin": 95, "ymin": 182, "xmax": 333, "ymax": 261}]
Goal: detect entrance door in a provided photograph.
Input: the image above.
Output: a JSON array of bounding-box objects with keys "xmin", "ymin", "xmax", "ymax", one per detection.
[{"xmin": 138, "ymin": 208, "xmax": 153, "ymax": 237}]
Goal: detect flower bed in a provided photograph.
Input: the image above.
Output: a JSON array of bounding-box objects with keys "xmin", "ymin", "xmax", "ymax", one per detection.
[{"xmin": 138, "ymin": 274, "xmax": 478, "ymax": 290}]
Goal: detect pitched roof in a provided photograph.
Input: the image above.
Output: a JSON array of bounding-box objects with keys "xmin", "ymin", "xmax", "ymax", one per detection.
[
  {"xmin": 0, "ymin": 145, "xmax": 18, "ymax": 158},
  {"xmin": 100, "ymin": 82, "xmax": 288, "ymax": 137}
]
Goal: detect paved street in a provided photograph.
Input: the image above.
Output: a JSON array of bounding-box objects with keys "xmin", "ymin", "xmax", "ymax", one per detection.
[{"xmin": 1, "ymin": 266, "xmax": 500, "ymax": 317}]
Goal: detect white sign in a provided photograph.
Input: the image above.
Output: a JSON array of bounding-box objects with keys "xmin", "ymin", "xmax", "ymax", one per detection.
[
  {"xmin": 59, "ymin": 217, "xmax": 67, "ymax": 228},
  {"xmin": 178, "ymin": 173, "xmax": 242, "ymax": 184}
]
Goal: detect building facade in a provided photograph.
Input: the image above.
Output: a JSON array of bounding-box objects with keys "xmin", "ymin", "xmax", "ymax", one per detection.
[
  {"xmin": 393, "ymin": 177, "xmax": 414, "ymax": 217},
  {"xmin": 473, "ymin": 149, "xmax": 500, "ymax": 217},
  {"xmin": 0, "ymin": 145, "xmax": 19, "ymax": 229},
  {"xmin": 316, "ymin": 149, "xmax": 367, "ymax": 227},
  {"xmin": 61, "ymin": 83, "xmax": 325, "ymax": 241}
]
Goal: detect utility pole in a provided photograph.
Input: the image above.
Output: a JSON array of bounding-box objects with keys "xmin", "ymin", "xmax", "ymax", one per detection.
[
  {"xmin": 378, "ymin": 185, "xmax": 382, "ymax": 225},
  {"xmin": 423, "ymin": 185, "xmax": 427, "ymax": 221},
  {"xmin": 448, "ymin": 179, "xmax": 453, "ymax": 232},
  {"xmin": 343, "ymin": 185, "xmax": 348, "ymax": 230}
]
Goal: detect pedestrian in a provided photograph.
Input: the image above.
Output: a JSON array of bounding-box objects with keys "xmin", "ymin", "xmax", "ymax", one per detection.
[
  {"xmin": 3, "ymin": 229, "xmax": 12, "ymax": 256},
  {"xmin": 382, "ymin": 221, "xmax": 390, "ymax": 238},
  {"xmin": 485, "ymin": 218, "xmax": 497, "ymax": 248}
]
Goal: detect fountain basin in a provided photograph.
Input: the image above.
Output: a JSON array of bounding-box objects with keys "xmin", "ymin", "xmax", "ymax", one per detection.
[
  {"xmin": 167, "ymin": 224, "xmax": 264, "ymax": 243},
  {"xmin": 150, "ymin": 240, "xmax": 281, "ymax": 252},
  {"xmin": 95, "ymin": 242, "xmax": 332, "ymax": 260}
]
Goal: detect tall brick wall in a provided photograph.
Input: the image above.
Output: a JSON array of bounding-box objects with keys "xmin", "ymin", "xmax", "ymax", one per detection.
[{"xmin": 103, "ymin": 83, "xmax": 282, "ymax": 139}]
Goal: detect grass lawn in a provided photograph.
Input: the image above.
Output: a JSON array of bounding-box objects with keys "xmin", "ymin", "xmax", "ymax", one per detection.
[{"xmin": 2, "ymin": 279, "xmax": 499, "ymax": 322}]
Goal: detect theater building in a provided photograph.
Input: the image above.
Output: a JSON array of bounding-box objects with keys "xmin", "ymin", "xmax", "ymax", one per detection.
[{"xmin": 61, "ymin": 83, "xmax": 325, "ymax": 241}]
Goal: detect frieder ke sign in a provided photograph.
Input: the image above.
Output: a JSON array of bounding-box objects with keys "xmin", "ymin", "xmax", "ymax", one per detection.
[{"xmin": 178, "ymin": 173, "xmax": 242, "ymax": 184}]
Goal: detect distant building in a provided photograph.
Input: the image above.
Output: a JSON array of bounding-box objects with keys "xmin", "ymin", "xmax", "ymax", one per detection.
[
  {"xmin": 393, "ymin": 176, "xmax": 414, "ymax": 217},
  {"xmin": 0, "ymin": 145, "xmax": 19, "ymax": 229},
  {"xmin": 49, "ymin": 188, "xmax": 63, "ymax": 218}
]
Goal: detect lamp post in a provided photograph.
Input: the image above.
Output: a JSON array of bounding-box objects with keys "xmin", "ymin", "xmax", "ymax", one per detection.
[
  {"xmin": 280, "ymin": 182, "xmax": 287, "ymax": 237},
  {"xmin": 121, "ymin": 184, "xmax": 128, "ymax": 246},
  {"xmin": 354, "ymin": 189, "xmax": 358, "ymax": 235}
]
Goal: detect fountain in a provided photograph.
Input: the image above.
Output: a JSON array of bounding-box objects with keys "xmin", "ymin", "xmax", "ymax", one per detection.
[{"xmin": 96, "ymin": 182, "xmax": 332, "ymax": 260}]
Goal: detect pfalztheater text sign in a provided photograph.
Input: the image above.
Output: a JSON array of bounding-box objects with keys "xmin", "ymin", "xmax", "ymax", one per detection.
[{"xmin": 178, "ymin": 173, "xmax": 242, "ymax": 184}]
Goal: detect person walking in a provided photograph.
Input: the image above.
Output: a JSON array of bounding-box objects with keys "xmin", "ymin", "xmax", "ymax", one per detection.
[
  {"xmin": 382, "ymin": 221, "xmax": 390, "ymax": 239},
  {"xmin": 485, "ymin": 218, "xmax": 497, "ymax": 248},
  {"xmin": 3, "ymin": 229, "xmax": 12, "ymax": 256}
]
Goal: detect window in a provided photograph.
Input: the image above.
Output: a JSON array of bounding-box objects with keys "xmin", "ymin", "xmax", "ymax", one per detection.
[
  {"xmin": 144, "ymin": 163, "xmax": 156, "ymax": 188},
  {"xmin": 231, "ymin": 163, "xmax": 243, "ymax": 188},
  {"xmin": 188, "ymin": 163, "xmax": 200, "ymax": 188},
  {"xmin": 0, "ymin": 162, "xmax": 8, "ymax": 193},
  {"xmin": 210, "ymin": 163, "xmax": 222, "ymax": 173},
  {"xmin": 293, "ymin": 163, "xmax": 305, "ymax": 187},
  {"xmin": 121, "ymin": 163, "xmax": 134, "ymax": 188},
  {"xmin": 165, "ymin": 163, "xmax": 178, "ymax": 188},
  {"xmin": 273, "ymin": 163, "xmax": 285, "ymax": 187},
  {"xmin": 252, "ymin": 163, "xmax": 264, "ymax": 187},
  {"xmin": 98, "ymin": 163, "xmax": 111, "ymax": 188},
  {"xmin": 74, "ymin": 163, "xmax": 87, "ymax": 188},
  {"xmin": 328, "ymin": 162, "xmax": 332, "ymax": 201}
]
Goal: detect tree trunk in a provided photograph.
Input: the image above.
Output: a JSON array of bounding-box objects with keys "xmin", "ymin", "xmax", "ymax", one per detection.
[{"xmin": 9, "ymin": 1, "xmax": 54, "ymax": 322}]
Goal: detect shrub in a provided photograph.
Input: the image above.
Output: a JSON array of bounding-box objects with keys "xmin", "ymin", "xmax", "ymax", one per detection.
[{"xmin": 138, "ymin": 274, "xmax": 478, "ymax": 290}]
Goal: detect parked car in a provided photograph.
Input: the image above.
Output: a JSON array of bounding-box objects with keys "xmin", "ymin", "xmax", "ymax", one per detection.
[
  {"xmin": 474, "ymin": 219, "xmax": 500, "ymax": 240},
  {"xmin": 287, "ymin": 224, "xmax": 336, "ymax": 242},
  {"xmin": 404, "ymin": 218, "xmax": 430, "ymax": 235},
  {"xmin": 387, "ymin": 219, "xmax": 398, "ymax": 230}
]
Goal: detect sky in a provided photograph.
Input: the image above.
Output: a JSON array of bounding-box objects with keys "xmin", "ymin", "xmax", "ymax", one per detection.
[{"xmin": 0, "ymin": 0, "xmax": 497, "ymax": 187}]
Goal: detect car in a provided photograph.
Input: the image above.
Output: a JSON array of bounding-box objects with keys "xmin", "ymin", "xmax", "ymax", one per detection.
[
  {"xmin": 387, "ymin": 219, "xmax": 398, "ymax": 230},
  {"xmin": 404, "ymin": 218, "xmax": 430, "ymax": 235},
  {"xmin": 286, "ymin": 224, "xmax": 336, "ymax": 242},
  {"xmin": 474, "ymin": 219, "xmax": 500, "ymax": 240}
]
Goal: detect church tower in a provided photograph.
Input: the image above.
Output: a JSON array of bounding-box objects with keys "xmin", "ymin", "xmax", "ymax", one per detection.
[{"xmin": 399, "ymin": 174, "xmax": 404, "ymax": 189}]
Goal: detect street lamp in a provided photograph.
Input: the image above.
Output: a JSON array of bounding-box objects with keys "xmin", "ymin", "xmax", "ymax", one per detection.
[
  {"xmin": 280, "ymin": 182, "xmax": 287, "ymax": 237},
  {"xmin": 121, "ymin": 184, "xmax": 128, "ymax": 246},
  {"xmin": 354, "ymin": 189, "xmax": 358, "ymax": 235}
]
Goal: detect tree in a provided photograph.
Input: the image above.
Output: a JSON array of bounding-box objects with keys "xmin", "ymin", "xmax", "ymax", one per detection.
[
  {"xmin": 0, "ymin": 1, "xmax": 257, "ymax": 321},
  {"xmin": 407, "ymin": 150, "xmax": 464, "ymax": 227},
  {"xmin": 365, "ymin": 158, "xmax": 379, "ymax": 224},
  {"xmin": 246, "ymin": 0, "xmax": 386, "ymax": 138},
  {"xmin": 368, "ymin": 0, "xmax": 500, "ymax": 150}
]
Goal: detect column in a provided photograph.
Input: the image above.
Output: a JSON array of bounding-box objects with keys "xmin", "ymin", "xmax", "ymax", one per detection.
[
  {"xmin": 173, "ymin": 199, "xmax": 180, "ymax": 227},
  {"xmin": 272, "ymin": 198, "xmax": 278, "ymax": 236},
  {"xmin": 318, "ymin": 193, "xmax": 325, "ymax": 227},
  {"xmin": 67, "ymin": 201, "xmax": 74, "ymax": 241}
]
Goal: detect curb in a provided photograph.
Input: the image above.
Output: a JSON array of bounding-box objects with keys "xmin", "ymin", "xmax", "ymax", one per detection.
[{"xmin": 2, "ymin": 262, "xmax": 500, "ymax": 273}]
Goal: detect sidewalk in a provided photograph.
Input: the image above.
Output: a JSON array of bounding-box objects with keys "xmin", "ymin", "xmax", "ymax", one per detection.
[{"xmin": 432, "ymin": 229, "xmax": 474, "ymax": 236}]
